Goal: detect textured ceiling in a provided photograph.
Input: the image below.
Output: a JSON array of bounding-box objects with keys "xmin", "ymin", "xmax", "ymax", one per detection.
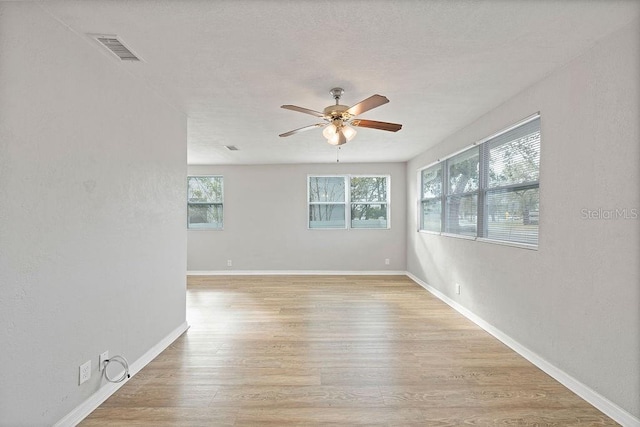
[{"xmin": 38, "ymin": 0, "xmax": 640, "ymax": 165}]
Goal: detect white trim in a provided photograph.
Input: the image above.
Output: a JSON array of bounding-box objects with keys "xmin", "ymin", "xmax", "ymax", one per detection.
[
  {"xmin": 54, "ymin": 321, "xmax": 190, "ymax": 427},
  {"xmin": 187, "ymin": 270, "xmax": 406, "ymax": 276},
  {"xmin": 405, "ymin": 272, "xmax": 639, "ymax": 427}
]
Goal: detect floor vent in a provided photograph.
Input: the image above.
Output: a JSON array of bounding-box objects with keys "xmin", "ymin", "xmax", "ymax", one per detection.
[{"xmin": 93, "ymin": 35, "xmax": 141, "ymax": 61}]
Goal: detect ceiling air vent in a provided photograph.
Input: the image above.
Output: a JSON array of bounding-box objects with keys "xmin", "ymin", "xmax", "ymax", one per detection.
[
  {"xmin": 93, "ymin": 35, "xmax": 141, "ymax": 61},
  {"xmin": 224, "ymin": 145, "xmax": 239, "ymax": 151}
]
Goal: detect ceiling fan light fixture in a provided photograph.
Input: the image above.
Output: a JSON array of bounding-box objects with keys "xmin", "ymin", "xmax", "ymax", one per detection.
[
  {"xmin": 322, "ymin": 123, "xmax": 337, "ymax": 139},
  {"xmin": 342, "ymin": 125, "xmax": 357, "ymax": 141},
  {"xmin": 327, "ymin": 130, "xmax": 348, "ymax": 146}
]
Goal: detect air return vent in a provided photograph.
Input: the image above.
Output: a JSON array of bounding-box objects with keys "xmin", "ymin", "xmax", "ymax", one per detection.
[{"xmin": 93, "ymin": 35, "xmax": 141, "ymax": 61}]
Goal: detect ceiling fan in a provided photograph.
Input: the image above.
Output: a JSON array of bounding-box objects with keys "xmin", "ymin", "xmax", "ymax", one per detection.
[{"xmin": 279, "ymin": 88, "xmax": 402, "ymax": 146}]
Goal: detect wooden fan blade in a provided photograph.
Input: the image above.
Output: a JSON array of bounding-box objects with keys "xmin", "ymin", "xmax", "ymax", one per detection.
[
  {"xmin": 351, "ymin": 119, "xmax": 402, "ymax": 132},
  {"xmin": 345, "ymin": 94, "xmax": 389, "ymax": 116},
  {"xmin": 281, "ymin": 105, "xmax": 325, "ymax": 118},
  {"xmin": 279, "ymin": 123, "xmax": 326, "ymax": 137}
]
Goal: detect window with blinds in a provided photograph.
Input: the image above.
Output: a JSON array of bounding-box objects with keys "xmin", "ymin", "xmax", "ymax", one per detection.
[
  {"xmin": 418, "ymin": 114, "xmax": 540, "ymax": 247},
  {"xmin": 308, "ymin": 175, "xmax": 390, "ymax": 229},
  {"xmin": 420, "ymin": 164, "xmax": 443, "ymax": 232},
  {"xmin": 445, "ymin": 147, "xmax": 479, "ymax": 237},
  {"xmin": 483, "ymin": 117, "xmax": 540, "ymax": 245},
  {"xmin": 188, "ymin": 176, "xmax": 223, "ymax": 230}
]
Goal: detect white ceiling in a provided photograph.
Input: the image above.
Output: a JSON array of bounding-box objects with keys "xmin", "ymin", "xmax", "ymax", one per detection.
[{"xmin": 38, "ymin": 0, "xmax": 640, "ymax": 165}]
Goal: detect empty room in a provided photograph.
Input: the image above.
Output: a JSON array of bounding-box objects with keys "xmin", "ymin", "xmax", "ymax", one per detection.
[{"xmin": 1, "ymin": 1, "xmax": 638, "ymax": 426}]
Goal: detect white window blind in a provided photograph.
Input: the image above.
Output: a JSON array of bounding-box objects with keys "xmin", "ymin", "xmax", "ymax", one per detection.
[
  {"xmin": 418, "ymin": 114, "xmax": 541, "ymax": 247},
  {"xmin": 484, "ymin": 117, "xmax": 540, "ymax": 245}
]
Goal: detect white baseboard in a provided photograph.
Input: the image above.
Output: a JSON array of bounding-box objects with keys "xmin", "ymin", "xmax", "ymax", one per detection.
[
  {"xmin": 187, "ymin": 270, "xmax": 407, "ymax": 276},
  {"xmin": 54, "ymin": 321, "xmax": 190, "ymax": 427},
  {"xmin": 405, "ymin": 272, "xmax": 639, "ymax": 427}
]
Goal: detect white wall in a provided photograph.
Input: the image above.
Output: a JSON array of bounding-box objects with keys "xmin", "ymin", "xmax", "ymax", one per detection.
[
  {"xmin": 406, "ymin": 19, "xmax": 639, "ymax": 419},
  {"xmin": 188, "ymin": 162, "xmax": 407, "ymax": 272},
  {"xmin": 0, "ymin": 4, "xmax": 187, "ymax": 425}
]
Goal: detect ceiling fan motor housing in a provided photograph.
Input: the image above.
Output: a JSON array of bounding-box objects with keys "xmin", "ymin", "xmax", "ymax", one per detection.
[{"xmin": 323, "ymin": 104, "xmax": 351, "ymax": 120}]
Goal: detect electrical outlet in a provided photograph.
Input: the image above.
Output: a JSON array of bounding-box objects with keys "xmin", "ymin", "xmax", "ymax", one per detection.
[
  {"xmin": 79, "ymin": 360, "xmax": 91, "ymax": 384},
  {"xmin": 456, "ymin": 283, "xmax": 461, "ymax": 295},
  {"xmin": 384, "ymin": 258, "xmax": 390, "ymax": 265},
  {"xmin": 99, "ymin": 351, "xmax": 109, "ymax": 372},
  {"xmin": 227, "ymin": 259, "xmax": 232, "ymax": 267}
]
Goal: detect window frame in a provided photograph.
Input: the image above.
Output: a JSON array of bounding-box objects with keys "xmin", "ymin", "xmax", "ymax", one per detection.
[
  {"xmin": 187, "ymin": 175, "xmax": 224, "ymax": 230},
  {"xmin": 417, "ymin": 113, "xmax": 540, "ymax": 249},
  {"xmin": 307, "ymin": 175, "xmax": 348, "ymax": 229},
  {"xmin": 419, "ymin": 163, "xmax": 443, "ymax": 233},
  {"xmin": 307, "ymin": 174, "xmax": 391, "ymax": 230},
  {"xmin": 444, "ymin": 146, "xmax": 480, "ymax": 237}
]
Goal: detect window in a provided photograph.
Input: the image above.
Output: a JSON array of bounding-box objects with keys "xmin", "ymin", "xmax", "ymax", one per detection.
[
  {"xmin": 187, "ymin": 176, "xmax": 223, "ymax": 229},
  {"xmin": 350, "ymin": 176, "xmax": 389, "ymax": 229},
  {"xmin": 308, "ymin": 175, "xmax": 390, "ymax": 229},
  {"xmin": 308, "ymin": 176, "xmax": 346, "ymax": 229},
  {"xmin": 445, "ymin": 147, "xmax": 479, "ymax": 237},
  {"xmin": 419, "ymin": 115, "xmax": 540, "ymax": 247},
  {"xmin": 420, "ymin": 164, "xmax": 442, "ymax": 232},
  {"xmin": 483, "ymin": 117, "xmax": 540, "ymax": 245}
]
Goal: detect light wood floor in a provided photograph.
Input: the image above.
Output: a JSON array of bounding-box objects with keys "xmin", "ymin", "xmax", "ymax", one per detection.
[{"xmin": 81, "ymin": 275, "xmax": 617, "ymax": 426}]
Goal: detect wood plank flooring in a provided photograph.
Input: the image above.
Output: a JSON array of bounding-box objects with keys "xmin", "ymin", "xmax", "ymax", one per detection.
[{"xmin": 80, "ymin": 275, "xmax": 617, "ymax": 426}]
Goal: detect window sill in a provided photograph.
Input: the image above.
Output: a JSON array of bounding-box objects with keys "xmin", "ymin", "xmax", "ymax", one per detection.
[
  {"xmin": 441, "ymin": 232, "xmax": 476, "ymax": 241},
  {"xmin": 417, "ymin": 230, "xmax": 538, "ymax": 250},
  {"xmin": 417, "ymin": 229, "xmax": 440, "ymax": 236},
  {"xmin": 188, "ymin": 228, "xmax": 224, "ymax": 231},
  {"xmin": 308, "ymin": 227, "xmax": 391, "ymax": 231},
  {"xmin": 476, "ymin": 237, "xmax": 538, "ymax": 251}
]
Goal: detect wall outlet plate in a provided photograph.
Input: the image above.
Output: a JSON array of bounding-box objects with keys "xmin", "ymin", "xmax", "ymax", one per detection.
[
  {"xmin": 99, "ymin": 351, "xmax": 109, "ymax": 372},
  {"xmin": 79, "ymin": 360, "xmax": 91, "ymax": 384}
]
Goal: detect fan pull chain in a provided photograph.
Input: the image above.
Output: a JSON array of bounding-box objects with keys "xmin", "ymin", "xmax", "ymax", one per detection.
[{"xmin": 336, "ymin": 146, "xmax": 341, "ymax": 163}]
